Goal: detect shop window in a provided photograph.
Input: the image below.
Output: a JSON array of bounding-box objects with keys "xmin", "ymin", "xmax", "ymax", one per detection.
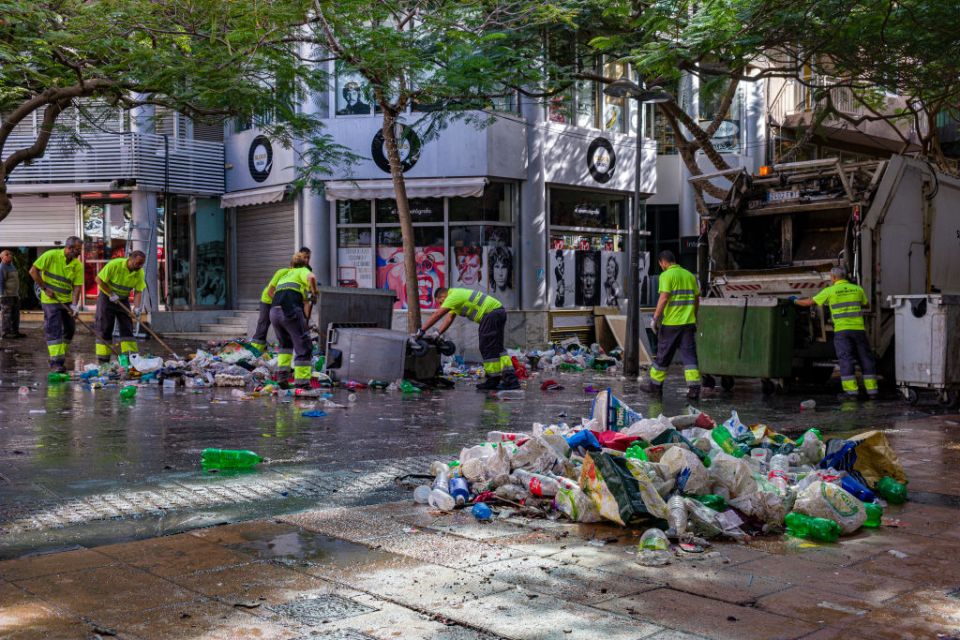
[
  {"xmin": 575, "ymin": 78, "xmax": 597, "ymax": 129},
  {"xmin": 376, "ymin": 227, "xmax": 445, "ymax": 310},
  {"xmin": 335, "ymin": 65, "xmax": 373, "ymax": 116},
  {"xmin": 699, "ymin": 78, "xmax": 743, "ymax": 154},
  {"xmin": 449, "ymin": 225, "xmax": 515, "ymax": 307},
  {"xmin": 337, "ymin": 228, "xmax": 374, "ymax": 288},
  {"xmin": 81, "ymin": 199, "xmax": 132, "ymax": 302},
  {"xmin": 449, "ymin": 183, "xmax": 512, "ymax": 223},
  {"xmin": 549, "ymin": 189, "xmax": 625, "ymax": 230},
  {"xmin": 194, "ymin": 199, "xmax": 226, "ymax": 306},
  {"xmin": 376, "ymin": 198, "xmax": 443, "ymax": 224},
  {"xmin": 337, "ymin": 200, "xmax": 372, "ymax": 224},
  {"xmin": 601, "ymin": 61, "xmax": 626, "ymax": 134}
]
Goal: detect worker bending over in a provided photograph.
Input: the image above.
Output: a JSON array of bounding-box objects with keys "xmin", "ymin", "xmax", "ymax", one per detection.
[
  {"xmin": 250, "ymin": 266, "xmax": 290, "ymax": 354},
  {"xmin": 29, "ymin": 237, "xmax": 84, "ymax": 372},
  {"xmin": 269, "ymin": 252, "xmax": 318, "ymax": 387},
  {"xmin": 419, "ymin": 287, "xmax": 519, "ymax": 391},
  {"xmin": 794, "ymin": 266, "xmax": 878, "ymax": 399},
  {"xmin": 645, "ymin": 250, "xmax": 701, "ymax": 400},
  {"xmin": 93, "ymin": 252, "xmax": 146, "ymax": 363}
]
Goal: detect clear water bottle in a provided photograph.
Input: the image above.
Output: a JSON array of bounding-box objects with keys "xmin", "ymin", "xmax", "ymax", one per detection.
[
  {"xmin": 511, "ymin": 470, "xmax": 561, "ymax": 497},
  {"xmin": 429, "ymin": 465, "xmax": 455, "ymax": 511},
  {"xmin": 768, "ymin": 454, "xmax": 790, "ymax": 493},
  {"xmin": 413, "ymin": 485, "xmax": 431, "ymax": 504},
  {"xmin": 667, "ymin": 494, "xmax": 688, "ymax": 536}
]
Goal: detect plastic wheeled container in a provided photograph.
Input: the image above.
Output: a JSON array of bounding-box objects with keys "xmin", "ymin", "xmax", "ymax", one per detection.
[
  {"xmin": 696, "ymin": 297, "xmax": 796, "ymax": 395},
  {"xmin": 324, "ymin": 327, "xmax": 441, "ymax": 382},
  {"xmin": 890, "ymin": 295, "xmax": 960, "ymax": 408},
  {"xmin": 314, "ymin": 287, "xmax": 398, "ymax": 348}
]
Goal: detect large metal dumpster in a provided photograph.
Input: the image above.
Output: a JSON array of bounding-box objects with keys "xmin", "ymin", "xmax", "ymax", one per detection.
[
  {"xmin": 696, "ymin": 297, "xmax": 795, "ymax": 393},
  {"xmin": 890, "ymin": 295, "xmax": 960, "ymax": 407},
  {"xmin": 315, "ymin": 287, "xmax": 397, "ymax": 347}
]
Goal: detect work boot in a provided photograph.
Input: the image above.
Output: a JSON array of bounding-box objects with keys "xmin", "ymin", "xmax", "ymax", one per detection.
[
  {"xmin": 498, "ymin": 370, "xmax": 521, "ymax": 391},
  {"xmin": 641, "ymin": 381, "xmax": 663, "ymax": 397},
  {"xmin": 476, "ymin": 376, "xmax": 501, "ymax": 391},
  {"xmin": 687, "ymin": 386, "xmax": 701, "ymax": 401}
]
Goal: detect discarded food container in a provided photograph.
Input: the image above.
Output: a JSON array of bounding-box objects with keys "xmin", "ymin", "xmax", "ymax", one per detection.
[
  {"xmin": 201, "ymin": 448, "xmax": 262, "ymax": 470},
  {"xmin": 637, "ymin": 528, "xmax": 671, "ymax": 566}
]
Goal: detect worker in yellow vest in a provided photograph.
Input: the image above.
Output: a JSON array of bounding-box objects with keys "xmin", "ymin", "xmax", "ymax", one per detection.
[
  {"xmin": 29, "ymin": 237, "xmax": 84, "ymax": 372},
  {"xmin": 268, "ymin": 252, "xmax": 318, "ymax": 387},
  {"xmin": 93, "ymin": 252, "xmax": 147, "ymax": 363},
  {"xmin": 645, "ymin": 251, "xmax": 701, "ymax": 400},
  {"xmin": 419, "ymin": 287, "xmax": 519, "ymax": 391},
  {"xmin": 250, "ymin": 266, "xmax": 290, "ymax": 354},
  {"xmin": 794, "ymin": 266, "xmax": 878, "ymax": 399}
]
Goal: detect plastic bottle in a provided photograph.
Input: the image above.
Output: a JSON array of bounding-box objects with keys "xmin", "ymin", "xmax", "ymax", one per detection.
[
  {"xmin": 625, "ymin": 444, "xmax": 649, "ymax": 461},
  {"xmin": 119, "ymin": 385, "xmax": 137, "ymax": 400},
  {"xmin": 413, "ymin": 485, "xmax": 431, "ymax": 504},
  {"xmin": 667, "ymin": 494, "xmax": 688, "ymax": 536},
  {"xmin": 863, "ymin": 502, "xmax": 883, "ymax": 528},
  {"xmin": 784, "ymin": 512, "xmax": 840, "ymax": 542},
  {"xmin": 768, "ymin": 454, "xmax": 790, "ymax": 493},
  {"xmin": 200, "ymin": 448, "xmax": 262, "ymax": 470},
  {"xmin": 841, "ymin": 476, "xmax": 876, "ymax": 503},
  {"xmin": 472, "ymin": 502, "xmax": 493, "ymax": 521},
  {"xmin": 487, "ymin": 431, "xmax": 526, "ymax": 443},
  {"xmin": 368, "ymin": 380, "xmax": 390, "ymax": 389},
  {"xmin": 511, "ymin": 470, "xmax": 561, "ymax": 497},
  {"xmin": 495, "ymin": 390, "xmax": 525, "ymax": 401},
  {"xmin": 302, "ymin": 410, "xmax": 327, "ymax": 418},
  {"xmin": 448, "ymin": 477, "xmax": 470, "ymax": 505},
  {"xmin": 47, "ymin": 372, "xmax": 70, "ymax": 383},
  {"xmin": 693, "ymin": 494, "xmax": 727, "ymax": 512},
  {"xmin": 637, "ymin": 528, "xmax": 671, "ymax": 566},
  {"xmin": 399, "ymin": 379, "xmax": 422, "ymax": 394},
  {"xmin": 875, "ymin": 476, "xmax": 908, "ymax": 504},
  {"xmin": 711, "ymin": 425, "xmax": 745, "ymax": 458}
]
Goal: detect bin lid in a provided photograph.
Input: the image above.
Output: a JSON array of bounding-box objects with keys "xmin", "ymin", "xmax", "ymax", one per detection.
[
  {"xmin": 317, "ymin": 286, "xmax": 398, "ymax": 300},
  {"xmin": 888, "ymin": 294, "xmax": 960, "ymax": 306},
  {"xmin": 700, "ymin": 296, "xmax": 782, "ymax": 308}
]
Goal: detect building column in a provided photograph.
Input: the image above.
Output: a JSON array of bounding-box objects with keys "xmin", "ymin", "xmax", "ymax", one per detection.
[
  {"xmin": 300, "ymin": 190, "xmax": 331, "ymax": 286},
  {"xmin": 678, "ymin": 72, "xmax": 701, "ymax": 239},
  {"xmin": 130, "ymin": 191, "xmax": 159, "ymax": 311},
  {"xmin": 520, "ymin": 96, "xmax": 547, "ymax": 310}
]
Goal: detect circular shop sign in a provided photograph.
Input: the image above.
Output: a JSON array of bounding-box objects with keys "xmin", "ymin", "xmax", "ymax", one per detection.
[
  {"xmin": 587, "ymin": 137, "xmax": 616, "ymax": 183},
  {"xmin": 248, "ymin": 135, "xmax": 274, "ymax": 183},
  {"xmin": 372, "ymin": 125, "xmax": 422, "ymax": 174}
]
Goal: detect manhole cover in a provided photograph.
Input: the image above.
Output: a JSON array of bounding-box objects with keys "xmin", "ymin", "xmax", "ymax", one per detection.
[
  {"xmin": 271, "ymin": 594, "xmax": 377, "ymax": 625},
  {"xmin": 299, "ymin": 631, "xmax": 379, "ymax": 640}
]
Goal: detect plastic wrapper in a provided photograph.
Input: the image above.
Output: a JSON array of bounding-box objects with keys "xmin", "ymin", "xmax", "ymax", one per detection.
[
  {"xmin": 848, "ymin": 430, "xmax": 907, "ymax": 486},
  {"xmin": 626, "ymin": 458, "xmax": 676, "ymax": 498},
  {"xmin": 660, "ymin": 447, "xmax": 710, "ymax": 495},
  {"xmin": 709, "ymin": 452, "xmax": 758, "ymax": 499},
  {"xmin": 510, "ymin": 435, "xmax": 566, "ymax": 475},
  {"xmin": 554, "ymin": 485, "xmax": 603, "ymax": 522},
  {"xmin": 622, "ymin": 415, "xmax": 673, "ymax": 441},
  {"xmin": 129, "ymin": 354, "xmax": 163, "ymax": 373},
  {"xmin": 796, "ymin": 429, "xmax": 826, "ymax": 466},
  {"xmin": 793, "ymin": 480, "xmax": 866, "ymax": 534},
  {"xmin": 683, "ymin": 497, "xmax": 724, "ymax": 538}
]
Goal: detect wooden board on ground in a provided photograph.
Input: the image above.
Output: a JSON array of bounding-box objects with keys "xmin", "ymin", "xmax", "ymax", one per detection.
[{"xmin": 593, "ymin": 313, "xmax": 652, "ymax": 365}]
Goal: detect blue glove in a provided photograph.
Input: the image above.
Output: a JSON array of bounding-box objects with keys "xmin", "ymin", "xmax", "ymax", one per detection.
[{"xmin": 788, "ymin": 296, "xmax": 799, "ymax": 303}]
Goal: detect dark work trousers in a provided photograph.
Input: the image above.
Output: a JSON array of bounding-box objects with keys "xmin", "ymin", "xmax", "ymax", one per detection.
[
  {"xmin": 477, "ymin": 307, "xmax": 514, "ymax": 379},
  {"xmin": 250, "ymin": 302, "xmax": 272, "ymax": 348},
  {"xmin": 269, "ymin": 306, "xmax": 311, "ymax": 383},
  {"xmin": 834, "ymin": 329, "xmax": 878, "ymax": 396},
  {"xmin": 42, "ymin": 303, "xmax": 76, "ymax": 368},
  {"xmin": 650, "ymin": 323, "xmax": 701, "ymax": 389},
  {"xmin": 1, "ymin": 296, "xmax": 20, "ymax": 335},
  {"xmin": 93, "ymin": 293, "xmax": 136, "ymax": 362}
]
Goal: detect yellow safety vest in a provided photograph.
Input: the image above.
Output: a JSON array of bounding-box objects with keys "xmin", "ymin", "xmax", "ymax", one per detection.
[{"xmin": 441, "ymin": 287, "xmax": 502, "ymax": 323}]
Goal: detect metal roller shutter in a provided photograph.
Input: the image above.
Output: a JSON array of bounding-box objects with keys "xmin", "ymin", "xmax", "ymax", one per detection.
[
  {"xmin": 1, "ymin": 196, "xmax": 78, "ymax": 246},
  {"xmin": 235, "ymin": 202, "xmax": 295, "ymax": 308}
]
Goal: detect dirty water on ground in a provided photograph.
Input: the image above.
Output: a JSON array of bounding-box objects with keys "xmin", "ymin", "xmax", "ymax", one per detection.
[{"xmin": 0, "ymin": 332, "xmax": 950, "ymax": 558}]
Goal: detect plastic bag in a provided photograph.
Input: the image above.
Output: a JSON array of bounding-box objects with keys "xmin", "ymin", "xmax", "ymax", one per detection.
[
  {"xmin": 590, "ymin": 389, "xmax": 644, "ymax": 432},
  {"xmin": 129, "ymin": 354, "xmax": 163, "ymax": 373},
  {"xmin": 623, "ymin": 415, "xmax": 673, "ymax": 441},
  {"xmin": 729, "ymin": 486, "xmax": 789, "ymax": 526},
  {"xmin": 660, "ymin": 447, "xmax": 710, "ymax": 496},
  {"xmin": 795, "ymin": 429, "xmax": 826, "ymax": 466},
  {"xmin": 510, "ymin": 435, "xmax": 565, "ymax": 475},
  {"xmin": 461, "ymin": 444, "xmax": 511, "ymax": 484},
  {"xmin": 848, "ymin": 431, "xmax": 907, "ymax": 486},
  {"xmin": 709, "ymin": 452, "xmax": 758, "ymax": 499},
  {"xmin": 554, "ymin": 485, "xmax": 603, "ymax": 523},
  {"xmin": 794, "ymin": 480, "xmax": 866, "ymax": 534},
  {"xmin": 722, "ymin": 411, "xmax": 752, "ymax": 441},
  {"xmin": 683, "ymin": 497, "xmax": 724, "ymax": 538},
  {"xmin": 626, "ymin": 458, "xmax": 675, "ymax": 498},
  {"xmin": 580, "ymin": 452, "xmax": 661, "ymax": 525}
]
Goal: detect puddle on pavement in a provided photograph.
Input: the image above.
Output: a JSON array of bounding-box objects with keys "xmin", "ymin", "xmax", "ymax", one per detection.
[{"xmin": 225, "ymin": 528, "xmax": 398, "ymax": 571}]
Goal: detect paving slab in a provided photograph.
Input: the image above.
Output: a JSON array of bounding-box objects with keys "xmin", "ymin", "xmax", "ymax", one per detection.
[
  {"xmin": 369, "ymin": 530, "xmax": 529, "ymax": 568},
  {"xmin": 0, "ymin": 547, "xmax": 114, "ymax": 581},
  {"xmin": 96, "ymin": 532, "xmax": 251, "ymax": 578},
  {"xmin": 111, "ymin": 598, "xmax": 301, "ymax": 640},
  {"xmin": 175, "ymin": 560, "xmax": 350, "ymax": 605},
  {"xmin": 0, "ymin": 579, "xmax": 88, "ymax": 640},
  {"xmin": 280, "ymin": 506, "xmax": 409, "ymax": 542},
  {"xmin": 754, "ymin": 586, "xmax": 874, "ymax": 626}
]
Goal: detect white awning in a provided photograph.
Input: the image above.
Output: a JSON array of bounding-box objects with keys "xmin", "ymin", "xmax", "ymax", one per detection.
[
  {"xmin": 220, "ymin": 184, "xmax": 289, "ymax": 208},
  {"xmin": 324, "ymin": 177, "xmax": 487, "ymax": 201}
]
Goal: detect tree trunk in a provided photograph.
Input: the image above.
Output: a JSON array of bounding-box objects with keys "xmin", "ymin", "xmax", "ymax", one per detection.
[{"xmin": 379, "ymin": 110, "xmax": 422, "ymax": 331}]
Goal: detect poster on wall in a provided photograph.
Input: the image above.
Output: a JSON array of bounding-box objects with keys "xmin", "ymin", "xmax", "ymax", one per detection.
[
  {"xmin": 377, "ymin": 246, "xmax": 445, "ymax": 310},
  {"xmin": 550, "ymin": 249, "xmax": 575, "ymax": 308},
  {"xmin": 337, "ymin": 247, "xmax": 373, "ymax": 289},
  {"xmin": 575, "ymin": 250, "xmax": 601, "ymax": 306},
  {"xmin": 600, "ymin": 251, "xmax": 624, "ymax": 308},
  {"xmin": 485, "ymin": 246, "xmax": 515, "ymax": 308},
  {"xmin": 452, "ymin": 245, "xmax": 485, "ymax": 290}
]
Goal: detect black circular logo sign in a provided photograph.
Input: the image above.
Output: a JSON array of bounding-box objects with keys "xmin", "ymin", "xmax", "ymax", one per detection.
[
  {"xmin": 587, "ymin": 137, "xmax": 616, "ymax": 183},
  {"xmin": 372, "ymin": 125, "xmax": 422, "ymax": 174},
  {"xmin": 248, "ymin": 135, "xmax": 273, "ymax": 183}
]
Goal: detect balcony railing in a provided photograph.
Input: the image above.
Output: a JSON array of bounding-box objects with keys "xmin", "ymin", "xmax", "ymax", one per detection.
[{"xmin": 5, "ymin": 131, "xmax": 224, "ymax": 195}]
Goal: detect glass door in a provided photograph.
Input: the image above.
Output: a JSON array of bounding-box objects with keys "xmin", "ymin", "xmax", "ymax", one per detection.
[
  {"xmin": 164, "ymin": 196, "xmax": 227, "ymax": 308},
  {"xmin": 81, "ymin": 198, "xmax": 132, "ymax": 306}
]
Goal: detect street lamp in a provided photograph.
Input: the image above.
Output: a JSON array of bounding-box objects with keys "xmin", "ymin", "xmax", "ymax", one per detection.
[{"xmin": 603, "ymin": 77, "xmax": 672, "ymax": 379}]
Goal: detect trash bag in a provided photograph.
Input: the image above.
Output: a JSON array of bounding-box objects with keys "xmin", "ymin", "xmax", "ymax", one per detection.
[
  {"xmin": 795, "ymin": 429, "xmax": 826, "ymax": 466},
  {"xmin": 129, "ymin": 354, "xmax": 163, "ymax": 373},
  {"xmin": 626, "ymin": 458, "xmax": 675, "ymax": 498},
  {"xmin": 580, "ymin": 452, "xmax": 664, "ymax": 525},
  {"xmin": 848, "ymin": 431, "xmax": 907, "ymax": 486},
  {"xmin": 660, "ymin": 447, "xmax": 710, "ymax": 495},
  {"xmin": 650, "ymin": 428, "xmax": 710, "ymax": 465},
  {"xmin": 591, "ymin": 388, "xmax": 644, "ymax": 432},
  {"xmin": 683, "ymin": 497, "xmax": 724, "ymax": 538},
  {"xmin": 729, "ymin": 486, "xmax": 790, "ymax": 526},
  {"xmin": 555, "ymin": 485, "xmax": 603, "ymax": 523},
  {"xmin": 793, "ymin": 481, "xmax": 866, "ymax": 535},
  {"xmin": 709, "ymin": 452, "xmax": 758, "ymax": 499},
  {"xmin": 623, "ymin": 415, "xmax": 673, "ymax": 441},
  {"xmin": 510, "ymin": 435, "xmax": 566, "ymax": 475}
]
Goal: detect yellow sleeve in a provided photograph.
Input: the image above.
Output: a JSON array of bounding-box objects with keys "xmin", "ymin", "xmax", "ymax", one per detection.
[
  {"xmin": 96, "ymin": 260, "xmax": 114, "ymax": 283},
  {"xmin": 812, "ymin": 285, "xmax": 831, "ymax": 306},
  {"xmin": 32, "ymin": 251, "xmax": 51, "ymax": 272}
]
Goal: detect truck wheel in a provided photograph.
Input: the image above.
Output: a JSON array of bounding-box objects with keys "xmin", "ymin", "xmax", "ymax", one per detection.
[
  {"xmin": 905, "ymin": 387, "xmax": 919, "ymax": 406},
  {"xmin": 720, "ymin": 376, "xmax": 735, "ymax": 392},
  {"xmin": 761, "ymin": 378, "xmax": 776, "ymax": 396},
  {"xmin": 702, "ymin": 374, "xmax": 716, "ymax": 389}
]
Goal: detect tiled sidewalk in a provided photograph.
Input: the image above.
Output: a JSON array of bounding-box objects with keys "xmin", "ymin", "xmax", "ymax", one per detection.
[{"xmin": 2, "ymin": 416, "xmax": 959, "ymax": 640}]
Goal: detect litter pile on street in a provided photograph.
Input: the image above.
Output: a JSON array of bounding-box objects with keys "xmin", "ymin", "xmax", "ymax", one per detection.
[{"xmin": 416, "ymin": 389, "xmax": 908, "ymax": 561}]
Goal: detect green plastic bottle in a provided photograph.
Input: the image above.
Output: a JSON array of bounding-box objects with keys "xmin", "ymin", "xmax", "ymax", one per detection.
[
  {"xmin": 369, "ymin": 380, "xmax": 390, "ymax": 389},
  {"xmin": 625, "ymin": 444, "xmax": 648, "ymax": 461},
  {"xmin": 118, "ymin": 353, "xmax": 130, "ymax": 367},
  {"xmin": 47, "ymin": 372, "xmax": 70, "ymax": 383},
  {"xmin": 875, "ymin": 476, "xmax": 908, "ymax": 504},
  {"xmin": 785, "ymin": 512, "xmax": 840, "ymax": 542},
  {"xmin": 694, "ymin": 494, "xmax": 727, "ymax": 512},
  {"xmin": 313, "ymin": 356, "xmax": 326, "ymax": 371},
  {"xmin": 863, "ymin": 502, "xmax": 883, "ymax": 528},
  {"xmin": 711, "ymin": 425, "xmax": 745, "ymax": 458},
  {"xmin": 399, "ymin": 379, "xmax": 422, "ymax": 394},
  {"xmin": 119, "ymin": 385, "xmax": 137, "ymax": 399},
  {"xmin": 201, "ymin": 448, "xmax": 262, "ymax": 470}
]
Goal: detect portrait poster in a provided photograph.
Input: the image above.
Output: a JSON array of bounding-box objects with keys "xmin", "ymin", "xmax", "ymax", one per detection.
[
  {"xmin": 575, "ymin": 250, "xmax": 601, "ymax": 307},
  {"xmin": 337, "ymin": 247, "xmax": 373, "ymax": 289},
  {"xmin": 452, "ymin": 245, "xmax": 486, "ymax": 291},
  {"xmin": 600, "ymin": 251, "xmax": 625, "ymax": 308},
  {"xmin": 376, "ymin": 245, "xmax": 445, "ymax": 310},
  {"xmin": 484, "ymin": 246, "xmax": 515, "ymax": 308},
  {"xmin": 550, "ymin": 249, "xmax": 575, "ymax": 308}
]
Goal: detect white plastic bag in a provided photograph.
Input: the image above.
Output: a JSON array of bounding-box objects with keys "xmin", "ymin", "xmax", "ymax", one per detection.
[
  {"xmin": 722, "ymin": 411, "xmax": 751, "ymax": 440},
  {"xmin": 129, "ymin": 354, "xmax": 163, "ymax": 373},
  {"xmin": 794, "ymin": 480, "xmax": 866, "ymax": 534},
  {"xmin": 622, "ymin": 415, "xmax": 672, "ymax": 441},
  {"xmin": 660, "ymin": 447, "xmax": 710, "ymax": 495},
  {"xmin": 709, "ymin": 452, "xmax": 758, "ymax": 499}
]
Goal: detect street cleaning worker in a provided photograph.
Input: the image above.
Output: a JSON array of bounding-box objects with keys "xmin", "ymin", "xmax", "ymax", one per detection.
[
  {"xmin": 93, "ymin": 251, "xmax": 146, "ymax": 363},
  {"xmin": 645, "ymin": 250, "xmax": 701, "ymax": 400},
  {"xmin": 250, "ymin": 266, "xmax": 290, "ymax": 354},
  {"xmin": 1, "ymin": 249, "xmax": 26, "ymax": 339},
  {"xmin": 419, "ymin": 287, "xmax": 520, "ymax": 391},
  {"xmin": 29, "ymin": 237, "xmax": 84, "ymax": 372},
  {"xmin": 269, "ymin": 252, "xmax": 318, "ymax": 387},
  {"xmin": 794, "ymin": 266, "xmax": 877, "ymax": 399}
]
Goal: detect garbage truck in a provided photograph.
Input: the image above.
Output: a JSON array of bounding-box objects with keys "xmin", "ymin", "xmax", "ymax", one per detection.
[{"xmin": 689, "ymin": 155, "xmax": 960, "ymax": 393}]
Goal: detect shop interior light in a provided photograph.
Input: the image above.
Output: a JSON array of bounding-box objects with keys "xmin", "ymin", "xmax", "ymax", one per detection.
[{"xmin": 759, "ymin": 166, "xmax": 773, "ymax": 177}]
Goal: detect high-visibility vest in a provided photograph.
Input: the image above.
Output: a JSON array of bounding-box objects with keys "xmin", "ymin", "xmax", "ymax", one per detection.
[
  {"xmin": 441, "ymin": 287, "xmax": 502, "ymax": 323},
  {"xmin": 33, "ymin": 248, "xmax": 83, "ymax": 304},
  {"xmin": 97, "ymin": 257, "xmax": 146, "ymax": 300},
  {"xmin": 658, "ymin": 264, "xmax": 699, "ymax": 326},
  {"xmin": 813, "ymin": 279, "xmax": 868, "ymax": 331}
]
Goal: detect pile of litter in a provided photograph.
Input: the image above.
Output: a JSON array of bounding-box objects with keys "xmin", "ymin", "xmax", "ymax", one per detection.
[{"xmin": 415, "ymin": 389, "xmax": 908, "ymax": 560}]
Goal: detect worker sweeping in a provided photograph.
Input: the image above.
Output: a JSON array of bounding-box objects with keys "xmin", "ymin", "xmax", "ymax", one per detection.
[
  {"xmin": 249, "ymin": 265, "xmax": 290, "ymax": 354},
  {"xmin": 793, "ymin": 266, "xmax": 878, "ymax": 399},
  {"xmin": 29, "ymin": 237, "xmax": 84, "ymax": 372},
  {"xmin": 269, "ymin": 252, "xmax": 318, "ymax": 388},
  {"xmin": 418, "ymin": 287, "xmax": 519, "ymax": 391},
  {"xmin": 644, "ymin": 250, "xmax": 701, "ymax": 400},
  {"xmin": 93, "ymin": 251, "xmax": 146, "ymax": 364}
]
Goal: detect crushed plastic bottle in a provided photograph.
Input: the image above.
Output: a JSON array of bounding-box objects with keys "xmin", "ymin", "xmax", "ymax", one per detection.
[
  {"xmin": 693, "ymin": 494, "xmax": 727, "ymax": 512},
  {"xmin": 201, "ymin": 448, "xmax": 262, "ymax": 470},
  {"xmin": 119, "ymin": 385, "xmax": 137, "ymax": 400},
  {"xmin": 511, "ymin": 470, "xmax": 561, "ymax": 497},
  {"xmin": 875, "ymin": 476, "xmax": 907, "ymax": 504},
  {"xmin": 785, "ymin": 511, "xmax": 840, "ymax": 542},
  {"xmin": 399, "ymin": 379, "xmax": 422, "ymax": 394},
  {"xmin": 47, "ymin": 372, "xmax": 70, "ymax": 383},
  {"xmin": 863, "ymin": 502, "xmax": 883, "ymax": 528},
  {"xmin": 667, "ymin": 494, "xmax": 688, "ymax": 536},
  {"xmin": 637, "ymin": 528, "xmax": 671, "ymax": 566},
  {"xmin": 711, "ymin": 424, "xmax": 745, "ymax": 458},
  {"xmin": 841, "ymin": 475, "xmax": 876, "ymax": 503},
  {"xmin": 768, "ymin": 454, "xmax": 790, "ymax": 493},
  {"xmin": 302, "ymin": 410, "xmax": 327, "ymax": 418}
]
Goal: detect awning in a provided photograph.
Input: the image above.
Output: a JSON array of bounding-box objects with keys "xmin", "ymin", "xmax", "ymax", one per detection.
[
  {"xmin": 220, "ymin": 184, "xmax": 289, "ymax": 208},
  {"xmin": 324, "ymin": 177, "xmax": 487, "ymax": 201}
]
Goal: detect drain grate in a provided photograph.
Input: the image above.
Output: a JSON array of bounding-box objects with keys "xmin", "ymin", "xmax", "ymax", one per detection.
[
  {"xmin": 299, "ymin": 630, "xmax": 380, "ymax": 640},
  {"xmin": 271, "ymin": 594, "xmax": 377, "ymax": 625}
]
